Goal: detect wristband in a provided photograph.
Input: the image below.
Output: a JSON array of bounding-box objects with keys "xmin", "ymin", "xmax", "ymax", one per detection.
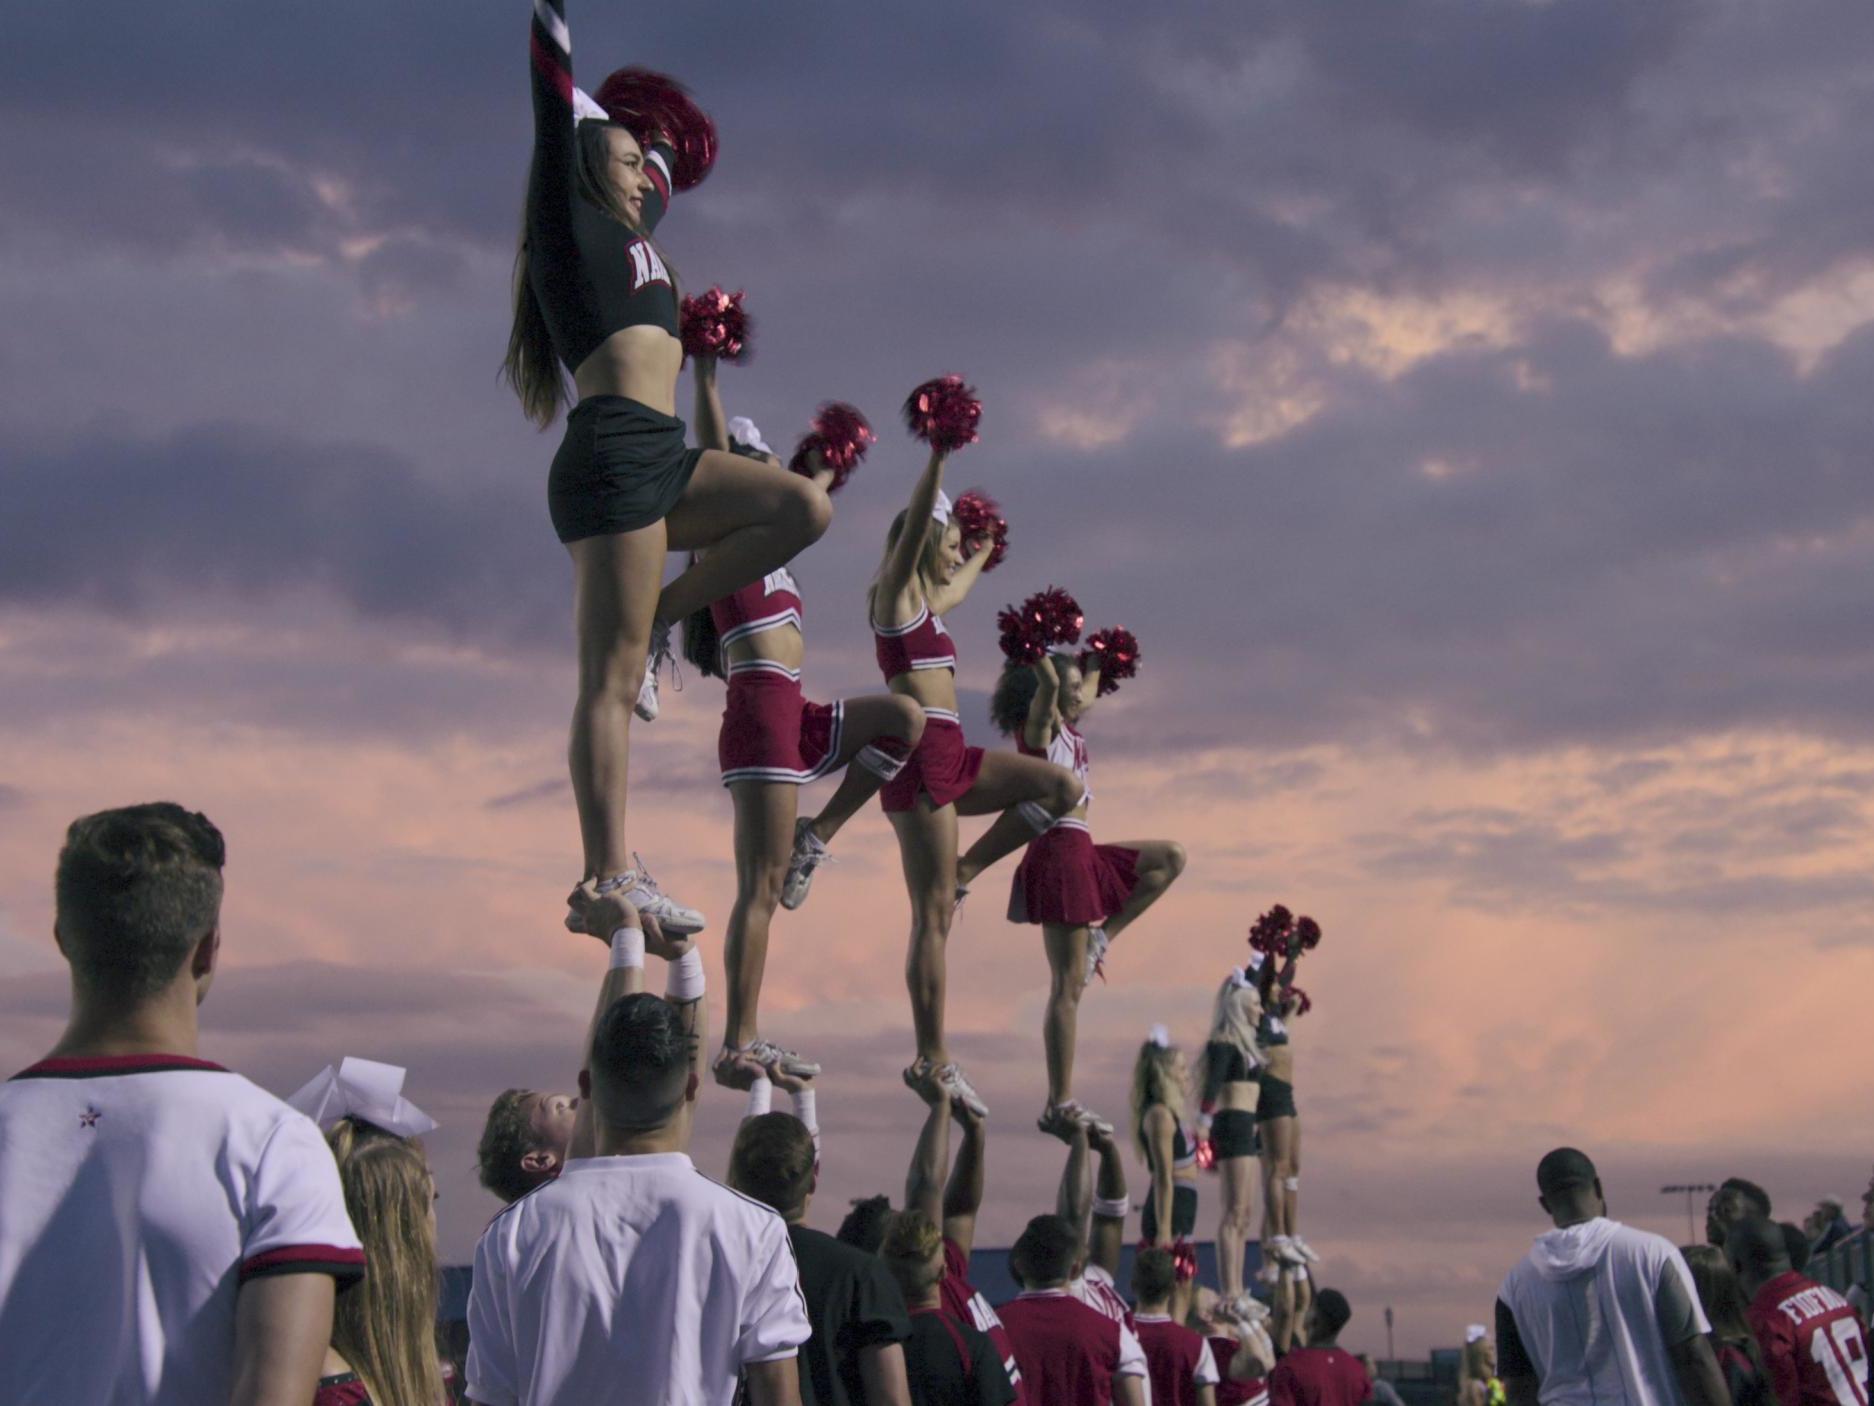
[
  {"xmin": 1092, "ymin": 1193, "xmax": 1130, "ymax": 1220},
  {"xmin": 609, "ymin": 927, "xmax": 645, "ymax": 971},
  {"xmin": 664, "ymin": 946, "xmax": 705, "ymax": 1002},
  {"xmin": 744, "ymin": 1077, "xmax": 773, "ymax": 1119},
  {"xmin": 789, "ymin": 1086, "xmax": 818, "ymax": 1136}
]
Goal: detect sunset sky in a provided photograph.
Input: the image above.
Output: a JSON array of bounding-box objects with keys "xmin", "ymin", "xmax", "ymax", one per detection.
[{"xmin": 4, "ymin": 0, "xmax": 1873, "ymax": 1356}]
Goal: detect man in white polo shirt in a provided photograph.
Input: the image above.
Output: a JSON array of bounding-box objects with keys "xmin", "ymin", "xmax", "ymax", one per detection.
[
  {"xmin": 468, "ymin": 991, "xmax": 811, "ymax": 1405},
  {"xmin": 0, "ymin": 802, "xmax": 365, "ymax": 1406}
]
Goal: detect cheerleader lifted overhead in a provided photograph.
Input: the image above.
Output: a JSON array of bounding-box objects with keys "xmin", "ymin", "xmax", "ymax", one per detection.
[{"xmin": 505, "ymin": 1, "xmax": 832, "ymax": 936}]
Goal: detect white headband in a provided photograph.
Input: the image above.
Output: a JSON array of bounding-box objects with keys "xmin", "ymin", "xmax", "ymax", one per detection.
[
  {"xmin": 288, "ymin": 1057, "xmax": 437, "ymax": 1140},
  {"xmin": 1466, "ymin": 1324, "xmax": 1489, "ymax": 1344},
  {"xmin": 573, "ymin": 87, "xmax": 610, "ymax": 125},
  {"xmin": 1148, "ymin": 1023, "xmax": 1171, "ymax": 1049},
  {"xmin": 729, "ymin": 416, "xmax": 773, "ymax": 457},
  {"xmin": 931, "ymin": 489, "xmax": 953, "ymax": 525},
  {"xmin": 1227, "ymin": 965, "xmax": 1256, "ymax": 990}
]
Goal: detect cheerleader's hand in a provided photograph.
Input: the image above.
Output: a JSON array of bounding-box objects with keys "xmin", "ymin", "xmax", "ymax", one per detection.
[
  {"xmin": 641, "ymin": 915, "xmax": 689, "ymax": 963},
  {"xmin": 770, "ymin": 1065, "xmax": 813, "ymax": 1095},
  {"xmin": 570, "ymin": 888, "xmax": 644, "ymax": 944},
  {"xmin": 1195, "ymin": 1136, "xmax": 1218, "ymax": 1172}
]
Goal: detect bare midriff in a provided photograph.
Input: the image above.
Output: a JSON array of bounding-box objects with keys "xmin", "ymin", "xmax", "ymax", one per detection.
[
  {"xmin": 725, "ymin": 623, "xmax": 805, "ymax": 674},
  {"xmin": 885, "ymin": 665, "xmax": 958, "ymax": 716},
  {"xmin": 1261, "ymin": 1044, "xmax": 1294, "ymax": 1085},
  {"xmin": 1216, "ymin": 1079, "xmax": 1260, "ymax": 1114},
  {"xmin": 573, "ymin": 325, "xmax": 685, "ymax": 416}
]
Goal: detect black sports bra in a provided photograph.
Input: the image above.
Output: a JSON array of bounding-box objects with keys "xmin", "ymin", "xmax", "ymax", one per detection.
[
  {"xmin": 1143, "ymin": 1102, "xmax": 1197, "ymax": 1171},
  {"xmin": 528, "ymin": 0, "xmax": 681, "ymax": 372},
  {"xmin": 1258, "ymin": 1011, "xmax": 1290, "ymax": 1048}
]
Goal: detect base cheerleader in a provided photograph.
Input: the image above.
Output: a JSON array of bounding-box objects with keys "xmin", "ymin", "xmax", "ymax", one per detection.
[
  {"xmin": 989, "ymin": 645, "xmax": 1186, "ymax": 1130},
  {"xmin": 871, "ymin": 386, "xmax": 1085, "ymax": 1113},
  {"xmin": 680, "ymin": 356, "xmax": 926, "ymax": 1083},
  {"xmin": 1198, "ymin": 966, "xmax": 1265, "ymax": 1312},
  {"xmin": 508, "ymin": 2, "xmax": 835, "ymax": 936}
]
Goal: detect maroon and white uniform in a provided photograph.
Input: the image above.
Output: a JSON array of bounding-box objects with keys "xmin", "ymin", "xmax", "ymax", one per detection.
[
  {"xmin": 1211, "ymin": 1337, "xmax": 1271, "ymax": 1406},
  {"xmin": 1269, "ymin": 1345, "xmax": 1372, "ymax": 1406},
  {"xmin": 1008, "ymin": 721, "xmax": 1140, "ymax": 925},
  {"xmin": 714, "ymin": 568, "xmax": 844, "ymax": 786},
  {"xmin": 997, "ymin": 1288, "xmax": 1149, "ymax": 1406},
  {"xmin": 0, "ymin": 1053, "xmax": 365, "ymax": 1406},
  {"xmin": 1748, "ymin": 1271, "xmax": 1870, "ymax": 1406},
  {"xmin": 1135, "ymin": 1315, "xmax": 1221, "ymax": 1406},
  {"xmin": 1070, "ymin": 1263, "xmax": 1135, "ymax": 1328},
  {"xmin": 876, "ymin": 604, "xmax": 985, "ymax": 812},
  {"xmin": 944, "ymin": 1236, "xmax": 1028, "ymax": 1405}
]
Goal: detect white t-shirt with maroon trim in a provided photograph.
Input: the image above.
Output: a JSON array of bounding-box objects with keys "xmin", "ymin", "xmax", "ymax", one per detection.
[{"xmin": 0, "ymin": 1053, "xmax": 365, "ymax": 1406}]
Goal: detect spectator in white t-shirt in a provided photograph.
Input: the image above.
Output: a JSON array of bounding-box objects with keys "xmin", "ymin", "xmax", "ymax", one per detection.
[
  {"xmin": 467, "ymin": 991, "xmax": 811, "ymax": 1405},
  {"xmin": 1496, "ymin": 1148, "xmax": 1729, "ymax": 1406},
  {"xmin": 0, "ymin": 802, "xmax": 365, "ymax": 1406}
]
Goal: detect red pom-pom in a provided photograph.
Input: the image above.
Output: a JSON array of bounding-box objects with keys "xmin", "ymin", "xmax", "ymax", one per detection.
[
  {"xmin": 1294, "ymin": 916, "xmax": 1322, "ymax": 951},
  {"xmin": 679, "ymin": 286, "xmax": 751, "ymax": 362},
  {"xmin": 902, "ymin": 375, "xmax": 982, "ymax": 453},
  {"xmin": 996, "ymin": 589, "xmax": 1079, "ymax": 665},
  {"xmin": 1079, "ymin": 627, "xmax": 1140, "ymax": 697},
  {"xmin": 1284, "ymin": 985, "xmax": 1313, "ymax": 1017},
  {"xmin": 951, "ymin": 490, "xmax": 1008, "ymax": 570},
  {"xmin": 788, "ymin": 402, "xmax": 875, "ymax": 494},
  {"xmin": 1247, "ymin": 905, "xmax": 1294, "ymax": 956},
  {"xmin": 1172, "ymin": 1239, "xmax": 1200, "ymax": 1283},
  {"xmin": 593, "ymin": 67, "xmax": 718, "ymax": 190},
  {"xmin": 1195, "ymin": 1136, "xmax": 1218, "ymax": 1172}
]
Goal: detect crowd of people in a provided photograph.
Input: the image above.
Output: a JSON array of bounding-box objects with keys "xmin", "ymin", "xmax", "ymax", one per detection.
[{"xmin": 5, "ymin": 7, "xmax": 1874, "ymax": 1406}]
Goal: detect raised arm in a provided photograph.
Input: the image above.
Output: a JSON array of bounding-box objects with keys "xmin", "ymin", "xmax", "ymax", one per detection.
[
  {"xmin": 528, "ymin": 0, "xmax": 577, "ymax": 219},
  {"xmin": 1023, "ymin": 657, "xmax": 1063, "ymax": 753},
  {"xmin": 905, "ymin": 1070, "xmax": 951, "ymax": 1228},
  {"xmin": 1087, "ymin": 1124, "xmax": 1129, "ymax": 1278},
  {"xmin": 943, "ymin": 1097, "xmax": 988, "ymax": 1255},
  {"xmin": 923, "ymin": 526, "xmax": 993, "ymax": 618},
  {"xmin": 876, "ymin": 450, "xmax": 948, "ymax": 609},
  {"xmin": 691, "ymin": 356, "xmax": 729, "ymax": 452},
  {"xmin": 1054, "ymin": 1120, "xmax": 1093, "ymax": 1244}
]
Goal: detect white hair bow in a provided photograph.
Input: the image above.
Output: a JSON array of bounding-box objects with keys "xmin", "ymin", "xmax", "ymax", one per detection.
[
  {"xmin": 729, "ymin": 416, "xmax": 773, "ymax": 457},
  {"xmin": 1228, "ymin": 965, "xmax": 1256, "ymax": 990},
  {"xmin": 1148, "ymin": 1023, "xmax": 1171, "ymax": 1049},
  {"xmin": 1466, "ymin": 1324, "xmax": 1489, "ymax": 1344},
  {"xmin": 288, "ymin": 1057, "xmax": 437, "ymax": 1139},
  {"xmin": 573, "ymin": 87, "xmax": 610, "ymax": 125},
  {"xmin": 931, "ymin": 489, "xmax": 953, "ymax": 525}
]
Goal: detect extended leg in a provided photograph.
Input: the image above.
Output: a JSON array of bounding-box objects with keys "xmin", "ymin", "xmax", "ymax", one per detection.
[
  {"xmin": 889, "ymin": 801, "xmax": 959, "ymax": 1064},
  {"xmin": 1041, "ymin": 924, "xmax": 1090, "ymax": 1107},
  {"xmin": 1098, "ymin": 839, "xmax": 1187, "ymax": 941},
  {"xmin": 719, "ymin": 780, "xmax": 797, "ymax": 1058},
  {"xmin": 659, "ymin": 450, "xmax": 831, "ymax": 622},
  {"xmin": 953, "ymin": 749, "xmax": 1084, "ymax": 889}
]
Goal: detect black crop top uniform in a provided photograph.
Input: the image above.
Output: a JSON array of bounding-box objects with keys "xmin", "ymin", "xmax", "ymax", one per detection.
[
  {"xmin": 1139, "ymin": 1101, "xmax": 1200, "ymax": 1242},
  {"xmin": 529, "ymin": 0, "xmax": 702, "ymax": 543}
]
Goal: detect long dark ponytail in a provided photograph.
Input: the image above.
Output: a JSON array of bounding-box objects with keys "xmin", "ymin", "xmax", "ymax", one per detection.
[{"xmin": 683, "ymin": 602, "xmax": 724, "ymax": 679}]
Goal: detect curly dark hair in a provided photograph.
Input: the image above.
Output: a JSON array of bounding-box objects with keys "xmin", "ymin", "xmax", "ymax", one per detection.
[{"xmin": 988, "ymin": 653, "xmax": 1081, "ymax": 737}]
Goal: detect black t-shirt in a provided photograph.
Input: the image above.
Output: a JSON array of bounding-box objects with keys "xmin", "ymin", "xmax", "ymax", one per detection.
[
  {"xmin": 790, "ymin": 1223, "xmax": 913, "ymax": 1406},
  {"xmin": 904, "ymin": 1307, "xmax": 1019, "ymax": 1406}
]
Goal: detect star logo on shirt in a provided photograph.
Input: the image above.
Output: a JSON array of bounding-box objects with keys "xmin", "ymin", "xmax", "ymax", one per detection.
[{"xmin": 79, "ymin": 1106, "xmax": 102, "ymax": 1128}]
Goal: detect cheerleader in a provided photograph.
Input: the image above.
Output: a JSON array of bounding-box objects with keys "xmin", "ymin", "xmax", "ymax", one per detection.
[
  {"xmin": 871, "ymin": 408, "xmax": 1085, "ymax": 1114},
  {"xmin": 989, "ymin": 646, "xmax": 1186, "ymax": 1129},
  {"xmin": 1198, "ymin": 967, "xmax": 1264, "ymax": 1312},
  {"xmin": 505, "ymin": 2, "xmax": 833, "ymax": 933},
  {"xmin": 1131, "ymin": 1025, "xmax": 1200, "ymax": 1324},
  {"xmin": 680, "ymin": 355, "xmax": 926, "ymax": 1083},
  {"xmin": 1254, "ymin": 936, "xmax": 1319, "ymax": 1283}
]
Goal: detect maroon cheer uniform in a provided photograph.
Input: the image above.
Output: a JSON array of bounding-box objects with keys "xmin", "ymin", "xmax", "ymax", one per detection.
[
  {"xmin": 1747, "ymin": 1271, "xmax": 1869, "ymax": 1406},
  {"xmin": 1269, "ymin": 1345, "xmax": 1372, "ymax": 1406},
  {"xmin": 943, "ymin": 1236, "xmax": 1028, "ymax": 1405},
  {"xmin": 714, "ymin": 569, "xmax": 844, "ymax": 786},
  {"xmin": 997, "ymin": 1289, "xmax": 1148, "ymax": 1406},
  {"xmin": 1211, "ymin": 1336, "xmax": 1272, "ymax": 1406},
  {"xmin": 1134, "ymin": 1314, "xmax": 1221, "ymax": 1406},
  {"xmin": 875, "ymin": 605, "xmax": 984, "ymax": 811},
  {"xmin": 1007, "ymin": 720, "xmax": 1139, "ymax": 924}
]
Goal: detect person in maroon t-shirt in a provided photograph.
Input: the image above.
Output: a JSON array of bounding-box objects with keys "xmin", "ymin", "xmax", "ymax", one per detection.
[
  {"xmin": 1131, "ymin": 1247, "xmax": 1219, "ymax": 1406},
  {"xmin": 1192, "ymin": 1286, "xmax": 1278, "ymax": 1406},
  {"xmin": 996, "ymin": 1215, "xmax": 1149, "ymax": 1406},
  {"xmin": 1268, "ymin": 1289, "xmax": 1371, "ymax": 1406},
  {"xmin": 1728, "ymin": 1216, "xmax": 1870, "ymax": 1406}
]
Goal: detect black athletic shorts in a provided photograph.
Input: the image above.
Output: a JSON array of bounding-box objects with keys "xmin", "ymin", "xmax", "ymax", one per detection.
[
  {"xmin": 1213, "ymin": 1108, "xmax": 1259, "ymax": 1159},
  {"xmin": 1142, "ymin": 1182, "xmax": 1198, "ymax": 1242},
  {"xmin": 1256, "ymin": 1075, "xmax": 1297, "ymax": 1123},
  {"xmin": 548, "ymin": 395, "xmax": 704, "ymax": 543}
]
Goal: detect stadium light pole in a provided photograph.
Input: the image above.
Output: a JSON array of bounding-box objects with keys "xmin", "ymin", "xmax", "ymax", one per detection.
[{"xmin": 1661, "ymin": 1183, "xmax": 1717, "ymax": 1244}]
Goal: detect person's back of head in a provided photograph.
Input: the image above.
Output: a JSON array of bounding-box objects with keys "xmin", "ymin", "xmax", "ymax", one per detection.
[
  {"xmin": 1534, "ymin": 1147, "xmax": 1604, "ymax": 1224},
  {"xmin": 1721, "ymin": 1178, "xmax": 1772, "ymax": 1220},
  {"xmin": 327, "ymin": 1120, "xmax": 445, "ymax": 1406},
  {"xmin": 1131, "ymin": 1247, "xmax": 1178, "ymax": 1312},
  {"xmin": 1309, "ymin": 1288, "xmax": 1352, "ymax": 1345},
  {"xmin": 587, "ymin": 993, "xmax": 695, "ymax": 1133},
  {"xmin": 879, "ymin": 1208, "xmax": 946, "ymax": 1306},
  {"xmin": 1724, "ymin": 1215, "xmax": 1792, "ymax": 1294},
  {"xmin": 1778, "ymin": 1222, "xmax": 1812, "ymax": 1273},
  {"xmin": 54, "ymin": 802, "xmax": 226, "ymax": 1004},
  {"xmin": 475, "ymin": 1089, "xmax": 553, "ymax": 1204},
  {"xmin": 1010, "ymin": 1213, "xmax": 1081, "ymax": 1290},
  {"xmin": 728, "ymin": 1112, "xmax": 816, "ymax": 1219},
  {"xmin": 837, "ymin": 1194, "xmax": 895, "ymax": 1252},
  {"xmin": 1680, "ymin": 1244, "xmax": 1760, "ymax": 1352}
]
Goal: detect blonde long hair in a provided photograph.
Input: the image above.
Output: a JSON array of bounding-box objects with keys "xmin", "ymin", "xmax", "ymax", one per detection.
[
  {"xmin": 1207, "ymin": 977, "xmax": 1262, "ymax": 1059},
  {"xmin": 328, "ymin": 1120, "xmax": 446, "ymax": 1406},
  {"xmin": 1130, "ymin": 1039, "xmax": 1188, "ymax": 1162}
]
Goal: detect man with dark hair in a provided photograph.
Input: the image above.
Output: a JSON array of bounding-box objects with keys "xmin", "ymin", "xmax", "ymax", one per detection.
[
  {"xmin": 467, "ymin": 993, "xmax": 810, "ymax": 1405},
  {"xmin": 728, "ymin": 1102, "xmax": 914, "ymax": 1405},
  {"xmin": 1268, "ymin": 1289, "xmax": 1369, "ymax": 1406},
  {"xmin": 1727, "ymin": 1215, "xmax": 1869, "ymax": 1406},
  {"xmin": 1780, "ymin": 1222, "xmax": 1815, "ymax": 1274},
  {"xmin": 0, "ymin": 803, "xmax": 364, "ymax": 1406},
  {"xmin": 475, "ymin": 890, "xmax": 701, "ymax": 1204},
  {"xmin": 996, "ymin": 1214, "xmax": 1148, "ymax": 1405},
  {"xmin": 1497, "ymin": 1148, "xmax": 1728, "ymax": 1406},
  {"xmin": 1706, "ymin": 1179, "xmax": 1773, "ymax": 1248},
  {"xmin": 1132, "ymin": 1247, "xmax": 1221, "ymax": 1406}
]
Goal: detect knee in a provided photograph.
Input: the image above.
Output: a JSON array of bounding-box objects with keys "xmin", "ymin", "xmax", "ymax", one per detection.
[
  {"xmin": 911, "ymin": 901, "xmax": 952, "ymax": 941},
  {"xmin": 1163, "ymin": 842, "xmax": 1188, "ymax": 877},
  {"xmin": 783, "ymin": 481, "xmax": 833, "ymax": 547},
  {"xmin": 1048, "ymin": 771, "xmax": 1085, "ymax": 815},
  {"xmin": 893, "ymin": 697, "xmax": 927, "ymax": 745},
  {"xmin": 742, "ymin": 861, "xmax": 785, "ymax": 912},
  {"xmin": 578, "ymin": 644, "xmax": 646, "ymax": 704},
  {"xmin": 1048, "ymin": 965, "xmax": 1082, "ymax": 1004}
]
